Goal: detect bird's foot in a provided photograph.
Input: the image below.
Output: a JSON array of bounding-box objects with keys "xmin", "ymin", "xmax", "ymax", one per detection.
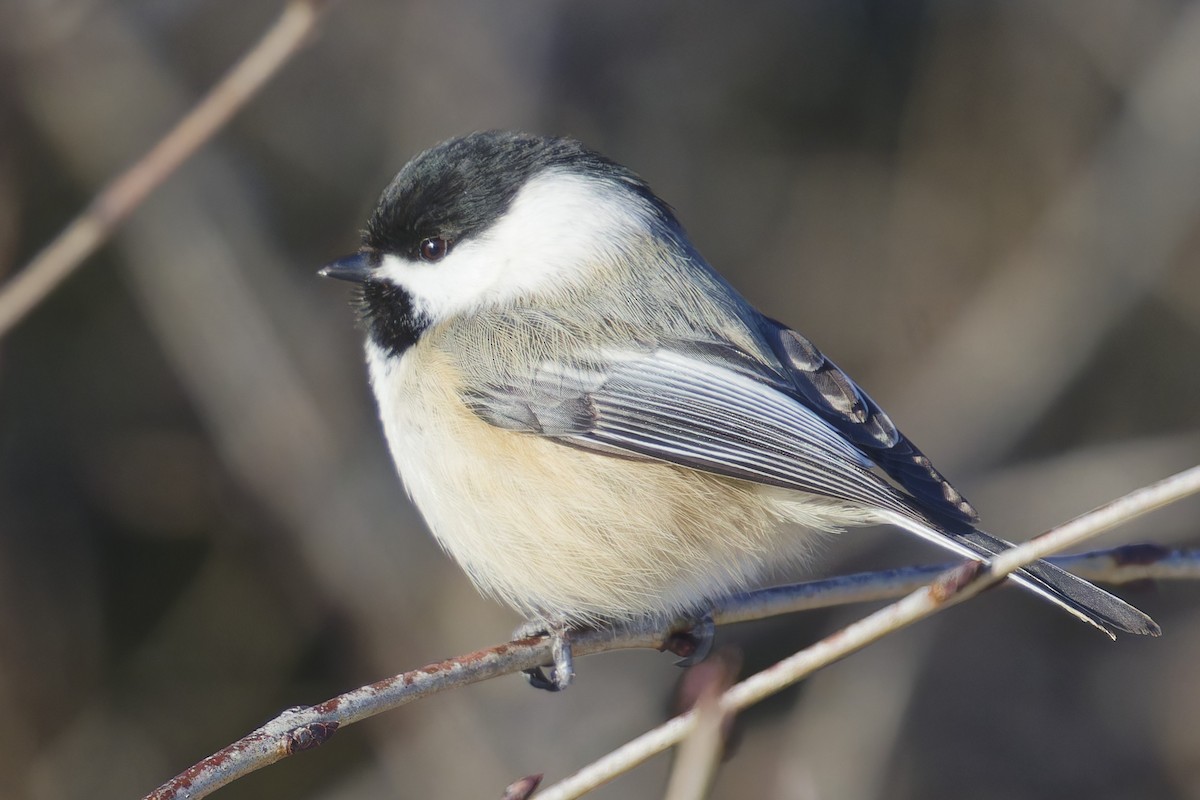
[
  {"xmin": 513, "ymin": 610, "xmax": 716, "ymax": 690},
  {"xmin": 665, "ymin": 611, "xmax": 715, "ymax": 668},
  {"xmin": 513, "ymin": 619, "xmax": 575, "ymax": 692}
]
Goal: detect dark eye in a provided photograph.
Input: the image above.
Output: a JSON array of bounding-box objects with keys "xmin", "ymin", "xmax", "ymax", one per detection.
[{"xmin": 419, "ymin": 237, "xmax": 450, "ymax": 262}]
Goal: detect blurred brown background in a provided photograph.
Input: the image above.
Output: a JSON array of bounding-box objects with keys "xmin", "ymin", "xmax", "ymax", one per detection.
[{"xmin": 1, "ymin": 1, "xmax": 1199, "ymax": 798}]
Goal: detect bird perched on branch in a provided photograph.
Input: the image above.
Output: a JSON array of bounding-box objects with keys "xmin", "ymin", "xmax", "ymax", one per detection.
[{"xmin": 321, "ymin": 131, "xmax": 1159, "ymax": 690}]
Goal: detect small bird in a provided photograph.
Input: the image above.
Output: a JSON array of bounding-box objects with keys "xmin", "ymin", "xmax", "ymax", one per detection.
[{"xmin": 321, "ymin": 131, "xmax": 1158, "ymax": 688}]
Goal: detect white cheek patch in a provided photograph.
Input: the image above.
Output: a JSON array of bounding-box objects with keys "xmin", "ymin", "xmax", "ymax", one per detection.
[{"xmin": 374, "ymin": 170, "xmax": 659, "ymax": 322}]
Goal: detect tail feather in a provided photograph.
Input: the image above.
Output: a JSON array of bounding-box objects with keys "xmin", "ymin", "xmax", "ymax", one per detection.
[
  {"xmin": 880, "ymin": 511, "xmax": 1160, "ymax": 638},
  {"xmin": 955, "ymin": 528, "xmax": 1160, "ymax": 637}
]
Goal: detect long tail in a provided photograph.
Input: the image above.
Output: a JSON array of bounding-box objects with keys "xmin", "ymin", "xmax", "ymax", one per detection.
[{"xmin": 879, "ymin": 510, "xmax": 1160, "ymax": 638}]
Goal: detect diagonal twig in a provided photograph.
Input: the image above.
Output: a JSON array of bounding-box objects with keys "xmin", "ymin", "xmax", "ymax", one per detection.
[
  {"xmin": 532, "ymin": 465, "xmax": 1200, "ymax": 799},
  {"xmin": 0, "ymin": 0, "xmax": 337, "ymax": 339}
]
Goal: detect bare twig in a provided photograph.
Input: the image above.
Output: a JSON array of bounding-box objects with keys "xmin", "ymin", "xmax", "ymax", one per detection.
[
  {"xmin": 663, "ymin": 650, "xmax": 740, "ymax": 800},
  {"xmin": 0, "ymin": 0, "xmax": 335, "ymax": 339},
  {"xmin": 532, "ymin": 465, "xmax": 1200, "ymax": 799},
  {"xmin": 503, "ymin": 775, "xmax": 545, "ymax": 800},
  {"xmin": 143, "ymin": 530, "xmax": 1199, "ymax": 800},
  {"xmin": 142, "ymin": 630, "xmax": 666, "ymax": 800}
]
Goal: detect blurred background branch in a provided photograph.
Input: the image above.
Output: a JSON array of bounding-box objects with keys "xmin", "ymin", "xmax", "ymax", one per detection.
[
  {"xmin": 885, "ymin": 0, "xmax": 1200, "ymax": 468},
  {"xmin": 0, "ymin": 0, "xmax": 333, "ymax": 339},
  {"xmin": 1, "ymin": 2, "xmax": 1197, "ymax": 800}
]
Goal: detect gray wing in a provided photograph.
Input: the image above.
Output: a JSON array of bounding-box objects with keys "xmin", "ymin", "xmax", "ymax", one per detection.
[
  {"xmin": 463, "ymin": 346, "xmax": 914, "ymax": 517},
  {"xmin": 753, "ymin": 317, "xmax": 978, "ymax": 524}
]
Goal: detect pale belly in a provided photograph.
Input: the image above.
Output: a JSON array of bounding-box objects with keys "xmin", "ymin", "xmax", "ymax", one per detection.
[{"xmin": 367, "ymin": 341, "xmax": 828, "ymax": 624}]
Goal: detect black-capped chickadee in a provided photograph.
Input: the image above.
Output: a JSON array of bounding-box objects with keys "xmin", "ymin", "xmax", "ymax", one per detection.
[{"xmin": 321, "ymin": 131, "xmax": 1158, "ymax": 687}]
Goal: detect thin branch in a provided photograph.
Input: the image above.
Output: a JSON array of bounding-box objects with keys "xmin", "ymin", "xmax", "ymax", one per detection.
[
  {"xmin": 1055, "ymin": 544, "xmax": 1200, "ymax": 583},
  {"xmin": 0, "ymin": 0, "xmax": 336, "ymax": 339},
  {"xmin": 143, "ymin": 535, "xmax": 1199, "ymax": 800},
  {"xmin": 663, "ymin": 651, "xmax": 740, "ymax": 800},
  {"xmin": 503, "ymin": 775, "xmax": 545, "ymax": 800},
  {"xmin": 141, "ymin": 629, "xmax": 667, "ymax": 800},
  {"xmin": 533, "ymin": 465, "xmax": 1200, "ymax": 799}
]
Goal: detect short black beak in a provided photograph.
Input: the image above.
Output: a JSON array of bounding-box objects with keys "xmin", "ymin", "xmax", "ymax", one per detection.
[{"xmin": 318, "ymin": 251, "xmax": 374, "ymax": 283}]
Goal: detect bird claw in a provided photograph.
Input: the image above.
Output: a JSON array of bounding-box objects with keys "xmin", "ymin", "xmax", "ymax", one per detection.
[
  {"xmin": 514, "ymin": 611, "xmax": 716, "ymax": 689},
  {"xmin": 514, "ymin": 620, "xmax": 575, "ymax": 692},
  {"xmin": 666, "ymin": 613, "xmax": 716, "ymax": 667}
]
